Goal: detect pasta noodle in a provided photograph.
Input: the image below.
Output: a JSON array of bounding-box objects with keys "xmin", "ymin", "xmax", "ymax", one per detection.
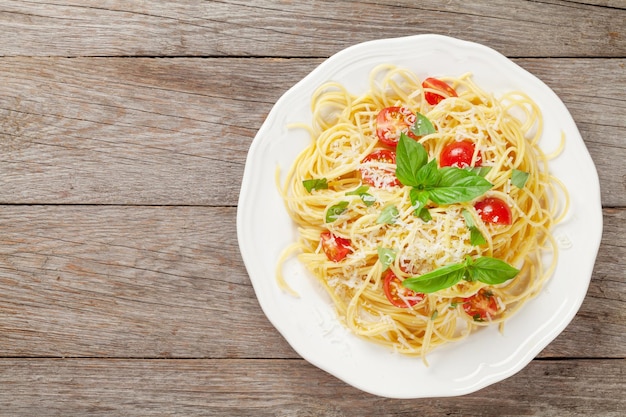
[{"xmin": 276, "ymin": 65, "xmax": 568, "ymax": 362}]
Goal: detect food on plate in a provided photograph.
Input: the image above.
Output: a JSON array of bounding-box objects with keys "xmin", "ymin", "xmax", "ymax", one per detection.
[{"xmin": 276, "ymin": 65, "xmax": 568, "ymax": 362}]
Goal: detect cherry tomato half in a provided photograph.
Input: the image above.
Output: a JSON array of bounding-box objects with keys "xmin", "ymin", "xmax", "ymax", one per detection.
[
  {"xmin": 383, "ymin": 270, "xmax": 425, "ymax": 308},
  {"xmin": 440, "ymin": 140, "xmax": 482, "ymax": 168},
  {"xmin": 422, "ymin": 77, "xmax": 458, "ymax": 105},
  {"xmin": 360, "ymin": 149, "xmax": 401, "ymax": 188},
  {"xmin": 376, "ymin": 106, "xmax": 417, "ymax": 147},
  {"xmin": 462, "ymin": 289, "xmax": 499, "ymax": 321},
  {"xmin": 320, "ymin": 231, "xmax": 352, "ymax": 262},
  {"xmin": 474, "ymin": 197, "xmax": 512, "ymax": 225}
]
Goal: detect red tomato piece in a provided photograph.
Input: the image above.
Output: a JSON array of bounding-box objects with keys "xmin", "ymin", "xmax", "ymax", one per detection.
[
  {"xmin": 440, "ymin": 140, "xmax": 482, "ymax": 168},
  {"xmin": 474, "ymin": 197, "xmax": 512, "ymax": 225},
  {"xmin": 375, "ymin": 106, "xmax": 417, "ymax": 147},
  {"xmin": 320, "ymin": 231, "xmax": 352, "ymax": 262},
  {"xmin": 383, "ymin": 270, "xmax": 425, "ymax": 308},
  {"xmin": 462, "ymin": 289, "xmax": 499, "ymax": 321},
  {"xmin": 422, "ymin": 77, "xmax": 458, "ymax": 105},
  {"xmin": 360, "ymin": 149, "xmax": 401, "ymax": 188}
]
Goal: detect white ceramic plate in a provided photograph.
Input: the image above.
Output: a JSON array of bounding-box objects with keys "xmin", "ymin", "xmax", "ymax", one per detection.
[{"xmin": 236, "ymin": 34, "xmax": 602, "ymax": 398}]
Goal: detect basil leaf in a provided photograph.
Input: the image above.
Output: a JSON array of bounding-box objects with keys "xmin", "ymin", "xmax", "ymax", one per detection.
[
  {"xmin": 346, "ymin": 185, "xmax": 375, "ymax": 206},
  {"xmin": 462, "ymin": 209, "xmax": 476, "ymax": 227},
  {"xmin": 377, "ymin": 247, "xmax": 396, "ymax": 270},
  {"xmin": 415, "ymin": 159, "xmax": 441, "ymax": 186},
  {"xmin": 303, "ymin": 178, "xmax": 328, "ymax": 193},
  {"xmin": 377, "ymin": 205, "xmax": 399, "ymax": 224},
  {"xmin": 402, "ymin": 263, "xmax": 466, "ymax": 293},
  {"xmin": 418, "ymin": 208, "xmax": 432, "ymax": 222},
  {"xmin": 410, "ymin": 112, "xmax": 436, "ymax": 136},
  {"xmin": 409, "ymin": 189, "xmax": 432, "ymax": 221},
  {"xmin": 462, "ymin": 209, "xmax": 486, "ymax": 246},
  {"xmin": 325, "ymin": 201, "xmax": 349, "ymax": 223},
  {"xmin": 428, "ymin": 167, "xmax": 493, "ymax": 204},
  {"xmin": 395, "ymin": 133, "xmax": 428, "ymax": 186},
  {"xmin": 469, "ymin": 166, "xmax": 492, "ymax": 177},
  {"xmin": 511, "ymin": 169, "xmax": 530, "ymax": 188},
  {"xmin": 409, "ymin": 188, "xmax": 428, "ymax": 208},
  {"xmin": 437, "ymin": 167, "xmax": 491, "ymax": 188},
  {"xmin": 360, "ymin": 193, "xmax": 376, "ymax": 206},
  {"xmin": 402, "ymin": 256, "xmax": 519, "ymax": 294},
  {"xmin": 466, "ymin": 256, "xmax": 520, "ymax": 285},
  {"xmin": 469, "ymin": 228, "xmax": 487, "ymax": 246},
  {"xmin": 345, "ymin": 185, "xmax": 369, "ymax": 196}
]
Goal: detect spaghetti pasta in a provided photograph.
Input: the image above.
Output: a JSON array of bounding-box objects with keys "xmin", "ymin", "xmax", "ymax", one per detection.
[{"xmin": 276, "ymin": 65, "xmax": 568, "ymax": 362}]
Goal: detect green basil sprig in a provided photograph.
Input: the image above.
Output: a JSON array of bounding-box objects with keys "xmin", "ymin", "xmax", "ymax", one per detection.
[
  {"xmin": 511, "ymin": 169, "xmax": 530, "ymax": 188},
  {"xmin": 377, "ymin": 247, "xmax": 396, "ymax": 270},
  {"xmin": 462, "ymin": 209, "xmax": 487, "ymax": 246},
  {"xmin": 408, "ymin": 188, "xmax": 432, "ymax": 222},
  {"xmin": 303, "ymin": 178, "xmax": 328, "ymax": 193},
  {"xmin": 325, "ymin": 201, "xmax": 348, "ymax": 223},
  {"xmin": 470, "ymin": 166, "xmax": 492, "ymax": 177},
  {"xmin": 402, "ymin": 256, "xmax": 519, "ymax": 293},
  {"xmin": 377, "ymin": 205, "xmax": 399, "ymax": 224},
  {"xmin": 346, "ymin": 185, "xmax": 375, "ymax": 206},
  {"xmin": 396, "ymin": 133, "xmax": 493, "ymax": 220},
  {"xmin": 410, "ymin": 111, "xmax": 436, "ymax": 137}
]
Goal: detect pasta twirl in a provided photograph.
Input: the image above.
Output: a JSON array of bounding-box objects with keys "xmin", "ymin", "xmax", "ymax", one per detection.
[{"xmin": 276, "ymin": 65, "xmax": 568, "ymax": 362}]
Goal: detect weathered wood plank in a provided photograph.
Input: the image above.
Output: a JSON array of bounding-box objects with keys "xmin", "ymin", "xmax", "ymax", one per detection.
[
  {"xmin": 566, "ymin": 0, "xmax": 626, "ymax": 7},
  {"xmin": 0, "ymin": 56, "xmax": 258, "ymax": 206},
  {"xmin": 0, "ymin": 358, "xmax": 623, "ymax": 416},
  {"xmin": 1, "ymin": 57, "xmax": 624, "ymax": 206},
  {"xmin": 0, "ymin": 206, "xmax": 623, "ymax": 358},
  {"xmin": 0, "ymin": 205, "xmax": 286, "ymax": 358},
  {"xmin": 0, "ymin": 0, "xmax": 624, "ymax": 58}
]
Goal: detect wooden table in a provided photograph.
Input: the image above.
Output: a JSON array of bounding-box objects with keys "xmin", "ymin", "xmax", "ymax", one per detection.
[{"xmin": 0, "ymin": 1, "xmax": 624, "ymax": 415}]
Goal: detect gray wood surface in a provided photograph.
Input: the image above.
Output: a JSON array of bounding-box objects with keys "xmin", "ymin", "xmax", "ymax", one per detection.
[
  {"xmin": 0, "ymin": 1, "xmax": 624, "ymax": 415},
  {"xmin": 0, "ymin": 359, "xmax": 623, "ymax": 416},
  {"xmin": 1, "ymin": 1, "xmax": 625, "ymax": 58}
]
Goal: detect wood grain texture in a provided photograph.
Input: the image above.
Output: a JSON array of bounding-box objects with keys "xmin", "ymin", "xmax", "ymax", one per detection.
[
  {"xmin": 0, "ymin": 205, "xmax": 623, "ymax": 359},
  {"xmin": 1, "ymin": 57, "xmax": 624, "ymax": 206},
  {"xmin": 0, "ymin": 0, "xmax": 624, "ymax": 414},
  {"xmin": 0, "ymin": 358, "xmax": 623, "ymax": 416},
  {"xmin": 0, "ymin": 205, "xmax": 277, "ymax": 358},
  {"xmin": 0, "ymin": 0, "xmax": 624, "ymax": 58}
]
